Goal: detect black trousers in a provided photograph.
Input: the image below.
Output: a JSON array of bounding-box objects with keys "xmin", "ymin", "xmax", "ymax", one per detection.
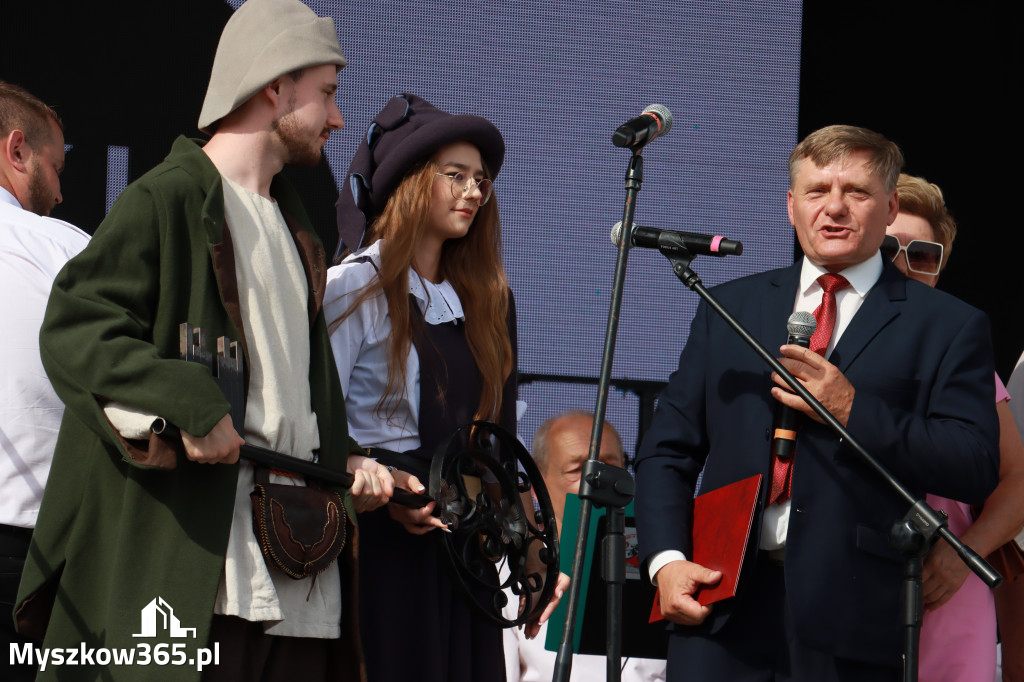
[
  {"xmin": 1, "ymin": 524, "xmax": 37, "ymax": 682},
  {"xmin": 666, "ymin": 556, "xmax": 901, "ymax": 682}
]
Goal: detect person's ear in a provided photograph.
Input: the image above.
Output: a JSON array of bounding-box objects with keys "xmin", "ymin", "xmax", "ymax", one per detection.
[
  {"xmin": 262, "ymin": 78, "xmax": 285, "ymax": 107},
  {"xmin": 3, "ymin": 130, "xmax": 32, "ymax": 172},
  {"xmin": 885, "ymin": 189, "xmax": 899, "ymax": 226}
]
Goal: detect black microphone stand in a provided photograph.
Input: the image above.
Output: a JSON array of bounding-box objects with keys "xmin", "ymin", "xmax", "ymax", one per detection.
[
  {"xmin": 659, "ymin": 247, "xmax": 1002, "ymax": 682},
  {"xmin": 552, "ymin": 150, "xmax": 642, "ymax": 682}
]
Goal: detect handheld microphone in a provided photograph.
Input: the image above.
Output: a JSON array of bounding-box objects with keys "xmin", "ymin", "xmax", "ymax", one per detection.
[
  {"xmin": 771, "ymin": 311, "xmax": 817, "ymax": 459},
  {"xmin": 610, "ymin": 222, "xmax": 744, "ymax": 257},
  {"xmin": 612, "ymin": 104, "xmax": 673, "ymax": 148}
]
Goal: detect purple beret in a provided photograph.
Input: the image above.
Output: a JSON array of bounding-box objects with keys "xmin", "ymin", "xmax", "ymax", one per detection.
[{"xmin": 335, "ymin": 93, "xmax": 505, "ymax": 258}]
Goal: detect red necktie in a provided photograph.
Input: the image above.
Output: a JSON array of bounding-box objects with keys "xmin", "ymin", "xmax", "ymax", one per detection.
[{"xmin": 768, "ymin": 273, "xmax": 850, "ymax": 504}]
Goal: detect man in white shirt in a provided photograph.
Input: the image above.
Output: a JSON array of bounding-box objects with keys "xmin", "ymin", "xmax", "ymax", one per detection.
[{"xmin": 1, "ymin": 80, "xmax": 89, "ymax": 682}]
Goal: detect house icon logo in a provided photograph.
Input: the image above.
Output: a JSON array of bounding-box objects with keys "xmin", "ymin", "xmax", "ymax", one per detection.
[{"xmin": 132, "ymin": 597, "xmax": 197, "ymax": 638}]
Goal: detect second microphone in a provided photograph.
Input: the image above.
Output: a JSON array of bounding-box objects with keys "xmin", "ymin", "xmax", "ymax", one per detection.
[
  {"xmin": 611, "ymin": 222, "xmax": 743, "ymax": 257},
  {"xmin": 771, "ymin": 311, "xmax": 817, "ymax": 459}
]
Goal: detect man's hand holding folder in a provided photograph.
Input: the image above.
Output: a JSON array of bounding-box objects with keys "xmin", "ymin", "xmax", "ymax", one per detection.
[
  {"xmin": 649, "ymin": 473, "xmax": 763, "ymax": 625},
  {"xmin": 654, "ymin": 560, "xmax": 723, "ymax": 625}
]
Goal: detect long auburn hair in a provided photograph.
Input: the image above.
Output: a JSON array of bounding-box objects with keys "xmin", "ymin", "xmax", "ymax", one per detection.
[{"xmin": 330, "ymin": 152, "xmax": 512, "ymax": 423}]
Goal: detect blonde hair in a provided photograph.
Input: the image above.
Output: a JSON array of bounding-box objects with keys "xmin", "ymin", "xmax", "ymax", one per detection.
[
  {"xmin": 896, "ymin": 173, "xmax": 957, "ymax": 272},
  {"xmin": 789, "ymin": 124, "xmax": 903, "ymax": 192},
  {"xmin": 330, "ymin": 156, "xmax": 512, "ymax": 422}
]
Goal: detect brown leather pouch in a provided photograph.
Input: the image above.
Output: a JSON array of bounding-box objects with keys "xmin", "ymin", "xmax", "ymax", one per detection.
[{"xmin": 250, "ymin": 466, "xmax": 347, "ymax": 579}]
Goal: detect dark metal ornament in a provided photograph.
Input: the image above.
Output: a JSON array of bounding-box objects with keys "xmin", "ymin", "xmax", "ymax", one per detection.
[
  {"xmin": 175, "ymin": 324, "xmax": 558, "ymax": 628},
  {"xmin": 429, "ymin": 420, "xmax": 560, "ymax": 628}
]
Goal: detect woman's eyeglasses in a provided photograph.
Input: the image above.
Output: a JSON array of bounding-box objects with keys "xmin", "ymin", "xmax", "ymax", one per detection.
[
  {"xmin": 880, "ymin": 234, "xmax": 943, "ymax": 276},
  {"xmin": 436, "ymin": 172, "xmax": 493, "ymax": 205}
]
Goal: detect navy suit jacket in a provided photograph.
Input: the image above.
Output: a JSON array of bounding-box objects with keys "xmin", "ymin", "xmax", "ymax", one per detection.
[{"xmin": 635, "ymin": 258, "xmax": 1000, "ymax": 666}]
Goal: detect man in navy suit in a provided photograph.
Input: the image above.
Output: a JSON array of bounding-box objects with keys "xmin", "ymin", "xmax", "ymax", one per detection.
[{"xmin": 635, "ymin": 125, "xmax": 1000, "ymax": 681}]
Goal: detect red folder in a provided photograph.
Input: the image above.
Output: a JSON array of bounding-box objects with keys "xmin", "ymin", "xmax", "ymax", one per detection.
[{"xmin": 650, "ymin": 473, "xmax": 763, "ymax": 621}]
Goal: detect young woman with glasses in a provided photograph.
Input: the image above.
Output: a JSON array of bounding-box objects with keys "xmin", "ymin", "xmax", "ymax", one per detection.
[
  {"xmin": 324, "ymin": 94, "xmax": 565, "ymax": 682},
  {"xmin": 888, "ymin": 173, "xmax": 1024, "ymax": 682}
]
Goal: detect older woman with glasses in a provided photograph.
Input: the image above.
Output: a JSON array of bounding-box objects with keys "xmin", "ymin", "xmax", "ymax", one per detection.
[
  {"xmin": 324, "ymin": 94, "xmax": 565, "ymax": 682},
  {"xmin": 887, "ymin": 173, "xmax": 1024, "ymax": 682}
]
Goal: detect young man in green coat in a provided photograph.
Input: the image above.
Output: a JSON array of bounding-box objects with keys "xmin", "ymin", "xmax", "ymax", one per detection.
[{"xmin": 14, "ymin": 1, "xmax": 395, "ymax": 679}]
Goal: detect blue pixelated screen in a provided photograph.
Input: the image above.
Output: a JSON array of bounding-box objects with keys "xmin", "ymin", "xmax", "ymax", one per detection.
[{"xmin": 233, "ymin": 0, "xmax": 801, "ymax": 455}]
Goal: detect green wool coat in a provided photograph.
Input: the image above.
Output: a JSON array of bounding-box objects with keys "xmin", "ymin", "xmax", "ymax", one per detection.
[{"xmin": 15, "ymin": 136, "xmax": 366, "ymax": 681}]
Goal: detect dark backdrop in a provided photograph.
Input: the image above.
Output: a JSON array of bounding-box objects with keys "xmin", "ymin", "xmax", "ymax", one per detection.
[{"xmin": 799, "ymin": 2, "xmax": 1024, "ymax": 379}]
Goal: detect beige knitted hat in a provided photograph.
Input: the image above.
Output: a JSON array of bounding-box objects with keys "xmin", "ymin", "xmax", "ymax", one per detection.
[{"xmin": 198, "ymin": 0, "xmax": 347, "ymax": 134}]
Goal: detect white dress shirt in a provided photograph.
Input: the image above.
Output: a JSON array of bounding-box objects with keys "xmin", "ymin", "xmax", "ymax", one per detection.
[
  {"xmin": 0, "ymin": 186, "xmax": 89, "ymax": 528},
  {"xmin": 324, "ymin": 240, "xmax": 465, "ymax": 451},
  {"xmin": 648, "ymin": 254, "xmax": 883, "ymax": 582}
]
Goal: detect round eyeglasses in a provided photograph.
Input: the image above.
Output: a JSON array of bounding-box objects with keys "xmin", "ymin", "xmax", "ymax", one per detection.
[
  {"xmin": 436, "ymin": 172, "xmax": 493, "ymax": 205},
  {"xmin": 880, "ymin": 234, "xmax": 943, "ymax": 276}
]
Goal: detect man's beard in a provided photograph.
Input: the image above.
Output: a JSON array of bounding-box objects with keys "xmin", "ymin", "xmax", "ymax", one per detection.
[
  {"xmin": 27, "ymin": 159, "xmax": 55, "ymax": 216},
  {"xmin": 273, "ymin": 107, "xmax": 326, "ymax": 168}
]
